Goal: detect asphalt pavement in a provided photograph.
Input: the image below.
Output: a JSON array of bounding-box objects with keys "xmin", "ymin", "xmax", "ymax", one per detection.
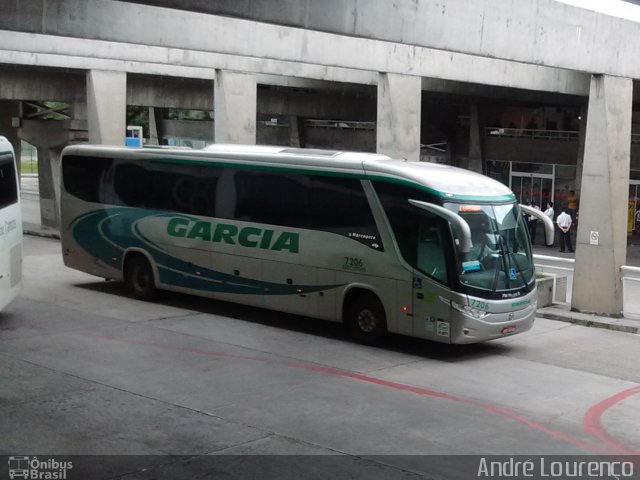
[{"xmin": 1, "ymin": 235, "xmax": 638, "ymax": 471}]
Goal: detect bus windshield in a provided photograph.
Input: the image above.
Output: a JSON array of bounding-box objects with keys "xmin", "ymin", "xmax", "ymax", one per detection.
[{"xmin": 444, "ymin": 202, "xmax": 534, "ymax": 294}]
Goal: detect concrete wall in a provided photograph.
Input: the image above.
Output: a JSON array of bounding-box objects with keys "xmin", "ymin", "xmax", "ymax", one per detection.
[
  {"xmin": 0, "ymin": 68, "xmax": 376, "ymax": 122},
  {"xmin": 128, "ymin": 76, "xmax": 213, "ymax": 110},
  {"xmin": 0, "ymin": 0, "xmax": 590, "ymax": 94},
  {"xmin": 257, "ymin": 87, "xmax": 375, "ymax": 121},
  {"xmin": 305, "ymin": 127, "xmax": 374, "ymax": 152},
  {"xmin": 109, "ymin": 0, "xmax": 640, "ymax": 79},
  {"xmin": 0, "ymin": 69, "xmax": 85, "ymax": 103},
  {"xmin": 485, "ymin": 137, "xmax": 579, "ymax": 165}
]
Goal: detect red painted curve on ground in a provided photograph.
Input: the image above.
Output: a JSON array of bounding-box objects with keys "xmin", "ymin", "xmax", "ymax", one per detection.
[
  {"xmin": 86, "ymin": 332, "xmax": 630, "ymax": 455},
  {"xmin": 284, "ymin": 362, "xmax": 611, "ymax": 454},
  {"xmin": 583, "ymin": 385, "xmax": 640, "ymax": 455}
]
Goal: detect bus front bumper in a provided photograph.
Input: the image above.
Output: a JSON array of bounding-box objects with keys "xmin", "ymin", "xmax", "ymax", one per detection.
[{"xmin": 449, "ymin": 303, "xmax": 537, "ymax": 344}]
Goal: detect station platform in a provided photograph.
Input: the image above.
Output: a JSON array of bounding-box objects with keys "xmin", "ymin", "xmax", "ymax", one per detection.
[
  {"xmin": 530, "ymin": 236, "xmax": 640, "ymax": 266},
  {"xmin": 536, "ymin": 304, "xmax": 639, "ymax": 335}
]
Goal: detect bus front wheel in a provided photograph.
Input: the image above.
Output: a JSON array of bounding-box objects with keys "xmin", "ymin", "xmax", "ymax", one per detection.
[
  {"xmin": 347, "ymin": 293, "xmax": 387, "ymax": 346},
  {"xmin": 125, "ymin": 255, "xmax": 157, "ymax": 301}
]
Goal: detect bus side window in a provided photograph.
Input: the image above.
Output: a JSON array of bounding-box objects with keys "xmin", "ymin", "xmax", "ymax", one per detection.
[
  {"xmin": 0, "ymin": 153, "xmax": 18, "ymax": 209},
  {"xmin": 373, "ymin": 181, "xmax": 451, "ymax": 283},
  {"xmin": 234, "ymin": 170, "xmax": 310, "ymax": 228},
  {"xmin": 62, "ymin": 155, "xmax": 113, "ymax": 204},
  {"xmin": 214, "ymin": 168, "xmax": 237, "ymax": 219},
  {"xmin": 308, "ymin": 176, "xmax": 381, "ymax": 249},
  {"xmin": 113, "ymin": 162, "xmax": 149, "ymax": 208},
  {"xmin": 416, "ymin": 225, "xmax": 448, "ymax": 284},
  {"xmin": 145, "ymin": 162, "xmax": 217, "ymax": 216}
]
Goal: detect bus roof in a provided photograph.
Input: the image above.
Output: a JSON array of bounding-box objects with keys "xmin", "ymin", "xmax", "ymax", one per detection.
[
  {"xmin": 0, "ymin": 136, "xmax": 15, "ymax": 155},
  {"xmin": 362, "ymin": 159, "xmax": 514, "ymax": 201},
  {"xmin": 61, "ymin": 143, "xmax": 515, "ymax": 201}
]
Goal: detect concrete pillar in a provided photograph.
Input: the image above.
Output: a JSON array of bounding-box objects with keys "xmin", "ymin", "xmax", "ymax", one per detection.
[
  {"xmin": 571, "ymin": 75, "xmax": 633, "ymax": 316},
  {"xmin": 289, "ymin": 115, "xmax": 301, "ymax": 148},
  {"xmin": 86, "ymin": 70, "xmax": 127, "ymax": 145},
  {"xmin": 38, "ymin": 147, "xmax": 63, "ymax": 228},
  {"xmin": 574, "ymin": 105, "xmax": 588, "ymax": 198},
  {"xmin": 214, "ymin": 70, "xmax": 256, "ymax": 144},
  {"xmin": 465, "ymin": 103, "xmax": 483, "ymax": 173},
  {"xmin": 376, "ymin": 73, "xmax": 421, "ymax": 161},
  {"xmin": 19, "ymin": 120, "xmax": 69, "ymax": 228},
  {"xmin": 147, "ymin": 107, "xmax": 159, "ymax": 146},
  {"xmin": 153, "ymin": 108, "xmax": 167, "ymax": 145},
  {"xmin": 72, "ymin": 100, "xmax": 87, "ymax": 125}
]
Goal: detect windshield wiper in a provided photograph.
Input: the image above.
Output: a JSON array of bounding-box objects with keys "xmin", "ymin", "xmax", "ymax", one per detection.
[
  {"xmin": 489, "ymin": 233, "xmax": 508, "ymax": 292},
  {"xmin": 500, "ymin": 231, "xmax": 527, "ymax": 291}
]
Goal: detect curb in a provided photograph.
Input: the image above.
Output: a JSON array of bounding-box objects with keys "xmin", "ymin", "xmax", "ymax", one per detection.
[
  {"xmin": 23, "ymin": 228, "xmax": 61, "ymax": 240},
  {"xmin": 537, "ymin": 310, "xmax": 639, "ymax": 335}
]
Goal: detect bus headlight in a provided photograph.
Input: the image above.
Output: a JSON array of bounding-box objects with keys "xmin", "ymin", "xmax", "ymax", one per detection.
[{"xmin": 451, "ymin": 300, "xmax": 489, "ymax": 320}]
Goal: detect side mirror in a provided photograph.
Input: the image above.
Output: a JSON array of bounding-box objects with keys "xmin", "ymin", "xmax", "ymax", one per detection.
[
  {"xmin": 520, "ymin": 204, "xmax": 554, "ymax": 246},
  {"xmin": 408, "ymin": 199, "xmax": 473, "ymax": 253}
]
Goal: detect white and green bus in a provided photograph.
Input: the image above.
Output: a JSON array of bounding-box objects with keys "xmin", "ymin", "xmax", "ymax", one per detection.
[
  {"xmin": 0, "ymin": 136, "xmax": 22, "ymax": 312},
  {"xmin": 59, "ymin": 144, "xmax": 553, "ymax": 344}
]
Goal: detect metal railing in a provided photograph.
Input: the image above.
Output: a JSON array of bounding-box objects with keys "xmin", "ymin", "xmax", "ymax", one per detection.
[
  {"xmin": 533, "ymin": 254, "xmax": 640, "ymax": 319},
  {"xmin": 621, "ymin": 265, "xmax": 640, "ymax": 320},
  {"xmin": 420, "ymin": 142, "xmax": 447, "ymax": 153},
  {"xmin": 533, "ymin": 255, "xmax": 575, "ymax": 304},
  {"xmin": 486, "ymin": 127, "xmax": 579, "ymax": 141},
  {"xmin": 258, "ymin": 120, "xmax": 289, "ymax": 127},
  {"xmin": 304, "ymin": 119, "xmax": 375, "ymax": 130},
  {"xmin": 487, "ymin": 128, "xmax": 640, "ymax": 146}
]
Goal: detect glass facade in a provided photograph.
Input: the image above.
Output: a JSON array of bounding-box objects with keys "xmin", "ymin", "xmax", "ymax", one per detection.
[
  {"xmin": 491, "ymin": 159, "xmax": 640, "ymax": 244},
  {"xmin": 630, "ymin": 181, "xmax": 640, "ymax": 235},
  {"xmin": 553, "ymin": 165, "xmax": 577, "ymax": 211}
]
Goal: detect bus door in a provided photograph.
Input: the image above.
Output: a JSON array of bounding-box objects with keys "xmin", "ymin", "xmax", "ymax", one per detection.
[{"xmin": 411, "ymin": 222, "xmax": 455, "ymax": 342}]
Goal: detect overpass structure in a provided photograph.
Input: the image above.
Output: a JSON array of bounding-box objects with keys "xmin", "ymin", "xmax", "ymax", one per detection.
[{"xmin": 1, "ymin": 0, "xmax": 639, "ymax": 316}]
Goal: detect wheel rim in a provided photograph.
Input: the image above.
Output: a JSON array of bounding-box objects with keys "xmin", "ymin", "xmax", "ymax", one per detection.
[
  {"xmin": 134, "ymin": 265, "xmax": 151, "ymax": 292},
  {"xmin": 357, "ymin": 308, "xmax": 378, "ymax": 333}
]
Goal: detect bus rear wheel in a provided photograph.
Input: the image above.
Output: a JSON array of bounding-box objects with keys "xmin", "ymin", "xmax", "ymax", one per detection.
[
  {"xmin": 347, "ymin": 293, "xmax": 387, "ymax": 346},
  {"xmin": 125, "ymin": 255, "xmax": 157, "ymax": 301}
]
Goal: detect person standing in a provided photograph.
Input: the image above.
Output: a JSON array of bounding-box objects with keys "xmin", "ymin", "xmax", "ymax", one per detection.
[
  {"xmin": 528, "ymin": 201, "xmax": 541, "ymax": 244},
  {"xmin": 556, "ymin": 206, "xmax": 573, "ymax": 253},
  {"xmin": 543, "ymin": 201, "xmax": 554, "ymax": 246}
]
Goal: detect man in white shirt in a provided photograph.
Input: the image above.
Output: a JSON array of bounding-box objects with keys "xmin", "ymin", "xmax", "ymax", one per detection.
[
  {"xmin": 543, "ymin": 201, "xmax": 554, "ymax": 246},
  {"xmin": 556, "ymin": 206, "xmax": 573, "ymax": 253}
]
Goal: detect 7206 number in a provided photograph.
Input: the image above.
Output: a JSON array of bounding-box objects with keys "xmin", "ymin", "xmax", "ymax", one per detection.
[{"xmin": 343, "ymin": 257, "xmax": 365, "ymax": 271}]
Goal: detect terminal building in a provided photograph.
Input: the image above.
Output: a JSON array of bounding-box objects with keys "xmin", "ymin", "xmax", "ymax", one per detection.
[{"xmin": 1, "ymin": 0, "xmax": 640, "ymax": 316}]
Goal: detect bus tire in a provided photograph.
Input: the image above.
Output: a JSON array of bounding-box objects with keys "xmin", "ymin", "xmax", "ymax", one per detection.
[
  {"xmin": 125, "ymin": 255, "xmax": 157, "ymax": 301},
  {"xmin": 347, "ymin": 293, "xmax": 387, "ymax": 346}
]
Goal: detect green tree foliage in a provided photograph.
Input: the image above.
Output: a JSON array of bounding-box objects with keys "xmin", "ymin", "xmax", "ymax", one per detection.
[{"xmin": 127, "ymin": 106, "xmax": 149, "ymax": 137}]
